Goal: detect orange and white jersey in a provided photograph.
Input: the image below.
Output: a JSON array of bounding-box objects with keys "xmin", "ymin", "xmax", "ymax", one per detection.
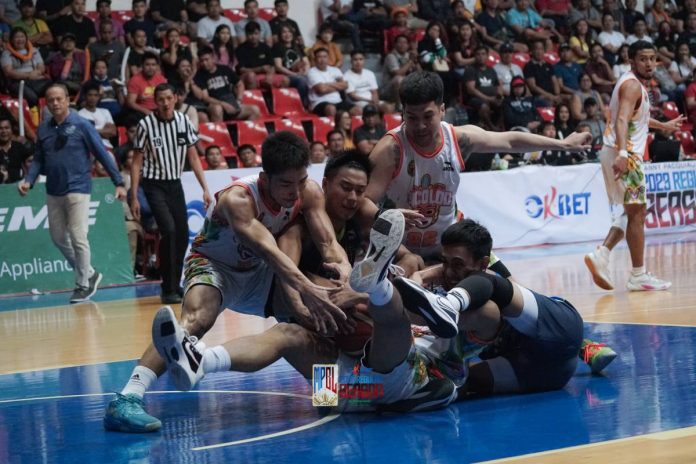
[
  {"xmin": 190, "ymin": 175, "xmax": 301, "ymax": 269},
  {"xmin": 384, "ymin": 121, "xmax": 465, "ymax": 258},
  {"xmin": 603, "ymin": 70, "xmax": 651, "ymax": 158}
]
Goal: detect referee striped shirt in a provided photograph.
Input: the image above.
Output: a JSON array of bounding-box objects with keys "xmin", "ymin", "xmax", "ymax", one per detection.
[{"xmin": 135, "ymin": 111, "xmax": 199, "ymax": 180}]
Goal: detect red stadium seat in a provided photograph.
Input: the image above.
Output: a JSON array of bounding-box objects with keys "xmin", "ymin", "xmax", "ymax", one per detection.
[
  {"xmin": 118, "ymin": 126, "xmax": 128, "ymax": 146},
  {"xmin": 271, "ymin": 87, "xmax": 310, "ymax": 117},
  {"xmin": 198, "ymin": 122, "xmax": 236, "ymax": 158},
  {"xmin": 383, "ymin": 113, "xmax": 402, "ymax": 130},
  {"xmin": 486, "ymin": 50, "xmax": 500, "ymax": 67},
  {"xmin": 645, "ymin": 132, "xmax": 655, "ymax": 161},
  {"xmin": 275, "ymin": 118, "xmax": 308, "ymax": 141},
  {"xmin": 85, "ymin": 11, "xmax": 99, "ymax": 22},
  {"xmin": 310, "ymin": 116, "xmax": 335, "ymax": 143},
  {"xmin": 224, "ymin": 8, "xmax": 247, "ymax": 22},
  {"xmin": 1, "ymin": 97, "xmax": 36, "ymax": 131},
  {"xmin": 115, "ymin": 10, "xmax": 133, "ymax": 22},
  {"xmin": 258, "ymin": 8, "xmax": 277, "ymax": 21},
  {"xmin": 662, "ymin": 101, "xmax": 680, "ymax": 120},
  {"xmin": 537, "ymin": 107, "xmax": 555, "ymax": 122},
  {"xmin": 241, "ymin": 89, "xmax": 278, "ymax": 120},
  {"xmin": 676, "ymin": 130, "xmax": 696, "ymax": 155},
  {"xmin": 235, "ymin": 120, "xmax": 270, "ymax": 146},
  {"xmin": 544, "ymin": 51, "xmax": 560, "ymax": 65},
  {"xmin": 511, "ymin": 52, "xmax": 530, "ymax": 69}
]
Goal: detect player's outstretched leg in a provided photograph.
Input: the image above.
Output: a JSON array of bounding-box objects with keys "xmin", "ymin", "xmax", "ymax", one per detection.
[
  {"xmin": 579, "ymin": 339, "xmax": 618, "ymax": 374},
  {"xmin": 103, "ymin": 393, "xmax": 162, "ymax": 433},
  {"xmin": 152, "ymin": 306, "xmax": 205, "ymax": 391}
]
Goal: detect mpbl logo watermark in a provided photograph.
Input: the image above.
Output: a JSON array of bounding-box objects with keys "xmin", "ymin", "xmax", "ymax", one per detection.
[
  {"xmin": 525, "ymin": 187, "xmax": 591, "ymax": 220},
  {"xmin": 312, "ymin": 363, "xmax": 385, "ymax": 407},
  {"xmin": 312, "ymin": 364, "xmax": 339, "ymax": 406}
]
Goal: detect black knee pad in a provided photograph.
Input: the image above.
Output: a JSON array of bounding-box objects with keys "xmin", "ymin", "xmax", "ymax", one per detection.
[
  {"xmin": 456, "ymin": 271, "xmax": 514, "ymax": 310},
  {"xmin": 488, "ymin": 259, "xmax": 512, "ymax": 279}
]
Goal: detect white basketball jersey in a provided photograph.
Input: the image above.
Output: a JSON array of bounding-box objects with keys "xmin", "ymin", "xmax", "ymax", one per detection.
[
  {"xmin": 603, "ymin": 70, "xmax": 651, "ymax": 158},
  {"xmin": 191, "ymin": 175, "xmax": 301, "ymax": 269},
  {"xmin": 384, "ymin": 121, "xmax": 465, "ymax": 257}
]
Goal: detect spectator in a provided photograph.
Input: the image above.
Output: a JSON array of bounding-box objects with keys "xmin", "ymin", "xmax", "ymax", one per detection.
[
  {"xmin": 464, "ymin": 44, "xmax": 504, "ymax": 129},
  {"xmin": 585, "ymin": 41, "xmax": 616, "ymax": 98},
  {"xmin": 347, "ymin": 0, "xmax": 391, "ymax": 36},
  {"xmin": 383, "ymin": 0, "xmax": 428, "ymax": 29},
  {"xmin": 12, "ymin": 0, "xmax": 53, "ymax": 55},
  {"xmin": 536, "ymin": 0, "xmax": 571, "ymax": 32},
  {"xmin": 212, "ymin": 24, "xmax": 236, "ymax": 69},
  {"xmin": 1, "ymin": 27, "xmax": 50, "ymax": 107},
  {"xmin": 196, "ymin": 0, "xmax": 236, "ymax": 46},
  {"xmin": 307, "ymin": 48, "xmax": 356, "ymax": 117},
  {"xmin": 88, "ymin": 21, "xmax": 126, "ymax": 80},
  {"xmin": 494, "ymin": 42, "xmax": 523, "ymax": 96},
  {"xmin": 193, "ymin": 47, "xmax": 259, "ymax": 122},
  {"xmin": 476, "ymin": 0, "xmax": 521, "ymax": 51},
  {"xmin": 124, "ymin": 0, "xmax": 156, "ymax": 47},
  {"xmin": 569, "ymin": 19, "xmax": 593, "ymax": 64},
  {"xmin": 94, "ymin": 0, "xmax": 125, "ymax": 44},
  {"xmin": 626, "ymin": 19, "xmax": 652, "ymax": 45},
  {"xmin": 35, "ymin": 0, "xmax": 71, "ymax": 31},
  {"xmin": 0, "ymin": 115, "xmax": 30, "ymax": 183},
  {"xmin": 319, "ymin": 0, "xmax": 362, "ymax": 51},
  {"xmin": 655, "ymin": 21, "xmax": 677, "ymax": 65},
  {"xmin": 19, "ymin": 83, "xmax": 126, "ymax": 304},
  {"xmin": 310, "ymin": 141, "xmax": 327, "ymax": 163},
  {"xmin": 237, "ymin": 143, "xmax": 260, "ymax": 167},
  {"xmin": 537, "ymin": 122, "xmax": 580, "ymax": 164},
  {"xmin": 418, "ymin": 21, "xmax": 455, "ymax": 104},
  {"xmin": 115, "ymin": 122, "xmax": 138, "ymax": 166},
  {"xmin": 503, "ymin": 75, "xmax": 541, "ymax": 131},
  {"xmin": 326, "ymin": 129, "xmax": 346, "ymax": 157},
  {"xmin": 236, "ymin": 21, "xmax": 287, "ymax": 90},
  {"xmin": 46, "ymin": 33, "xmax": 89, "ymax": 96},
  {"xmin": 612, "ymin": 43, "xmax": 631, "ymax": 79},
  {"xmin": 646, "ymin": 0, "xmax": 673, "ymax": 35},
  {"xmin": 621, "ymin": 0, "xmax": 645, "ymax": 36},
  {"xmin": 345, "ymin": 50, "xmax": 391, "ymax": 112},
  {"xmin": 170, "ymin": 58, "xmax": 208, "ymax": 124},
  {"xmin": 680, "ymin": 12, "xmax": 696, "ymax": 56},
  {"xmin": 568, "ymin": 0, "xmax": 601, "ymax": 32},
  {"xmin": 115, "ymin": 147, "xmax": 146, "ymax": 280},
  {"xmin": 446, "ymin": 0, "xmax": 476, "ymax": 39},
  {"xmin": 186, "ymin": 0, "xmax": 208, "ymax": 23},
  {"xmin": 270, "ymin": 0, "xmax": 304, "ymax": 47},
  {"xmin": 676, "ymin": 0, "xmax": 696, "ymax": 34},
  {"xmin": 126, "ymin": 28, "xmax": 159, "ymax": 78},
  {"xmin": 669, "ymin": 42, "xmax": 696, "ymax": 94},
  {"xmin": 507, "ymin": 0, "xmax": 557, "ymax": 44},
  {"xmin": 0, "ymin": 0, "xmax": 21, "ymax": 25},
  {"xmin": 273, "ymin": 24, "xmax": 310, "ymax": 105},
  {"xmin": 417, "ymin": 0, "xmax": 451, "ymax": 22},
  {"xmin": 149, "ymin": 0, "xmax": 194, "ymax": 39},
  {"xmin": 571, "ymin": 72, "xmax": 604, "ymax": 120},
  {"xmin": 204, "ymin": 145, "xmax": 228, "ymax": 170},
  {"xmin": 175, "ymin": 86, "xmax": 201, "ymax": 131},
  {"xmin": 382, "ymin": 34, "xmax": 419, "ymax": 106},
  {"xmin": 384, "ymin": 8, "xmax": 412, "ymax": 52},
  {"xmin": 335, "ymin": 109, "xmax": 356, "ymax": 150},
  {"xmin": 83, "ymin": 58, "xmax": 124, "ymax": 117},
  {"xmin": 580, "ymin": 97, "xmax": 605, "ymax": 141},
  {"xmin": 555, "ymin": 43, "xmax": 584, "ymax": 97},
  {"xmin": 160, "ymin": 27, "xmax": 196, "ymax": 82},
  {"xmin": 683, "ymin": 72, "xmax": 696, "ymax": 127},
  {"xmin": 308, "ymin": 23, "xmax": 344, "ymax": 68},
  {"xmin": 353, "ymin": 104, "xmax": 386, "ymax": 155},
  {"xmin": 554, "ymin": 102, "xmax": 576, "ymax": 138},
  {"xmin": 53, "ymin": 0, "xmax": 95, "ymax": 50},
  {"xmin": 597, "ymin": 13, "xmax": 626, "ymax": 65},
  {"xmin": 524, "ymin": 39, "xmax": 562, "ymax": 106},
  {"xmin": 235, "ymin": 0, "xmax": 273, "ymax": 47},
  {"xmin": 125, "ymin": 52, "xmax": 168, "ymax": 122},
  {"xmin": 451, "ymin": 20, "xmax": 478, "ymax": 79},
  {"xmin": 78, "ymin": 82, "xmax": 117, "ymax": 151}
]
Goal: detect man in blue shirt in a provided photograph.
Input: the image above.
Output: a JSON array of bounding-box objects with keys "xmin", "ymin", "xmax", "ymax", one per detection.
[{"xmin": 18, "ymin": 83, "xmax": 126, "ymax": 303}]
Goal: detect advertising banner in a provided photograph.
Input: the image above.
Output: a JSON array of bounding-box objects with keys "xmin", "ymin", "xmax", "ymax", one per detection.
[
  {"xmin": 0, "ymin": 178, "xmax": 133, "ymax": 295},
  {"xmin": 644, "ymin": 161, "xmax": 696, "ymax": 234}
]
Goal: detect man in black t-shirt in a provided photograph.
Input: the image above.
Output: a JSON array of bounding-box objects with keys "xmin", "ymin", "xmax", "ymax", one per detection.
[
  {"xmin": 0, "ymin": 117, "xmax": 30, "ymax": 184},
  {"xmin": 236, "ymin": 21, "xmax": 289, "ymax": 90},
  {"xmin": 52, "ymin": 0, "xmax": 96, "ymax": 50},
  {"xmin": 192, "ymin": 47, "xmax": 260, "ymax": 122},
  {"xmin": 353, "ymin": 104, "xmax": 386, "ymax": 156},
  {"xmin": 523, "ymin": 40, "xmax": 562, "ymax": 106},
  {"xmin": 464, "ymin": 45, "xmax": 503, "ymax": 130},
  {"xmin": 269, "ymin": 0, "xmax": 304, "ymax": 47}
]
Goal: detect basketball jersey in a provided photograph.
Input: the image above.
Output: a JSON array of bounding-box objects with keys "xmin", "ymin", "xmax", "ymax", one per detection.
[
  {"xmin": 298, "ymin": 218, "xmax": 363, "ymax": 278},
  {"xmin": 190, "ymin": 175, "xmax": 301, "ymax": 269},
  {"xmin": 383, "ymin": 121, "xmax": 465, "ymax": 257},
  {"xmin": 603, "ymin": 71, "xmax": 651, "ymax": 158}
]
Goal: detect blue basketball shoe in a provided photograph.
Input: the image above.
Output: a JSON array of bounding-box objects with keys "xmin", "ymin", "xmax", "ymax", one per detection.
[{"xmin": 103, "ymin": 393, "xmax": 161, "ymax": 433}]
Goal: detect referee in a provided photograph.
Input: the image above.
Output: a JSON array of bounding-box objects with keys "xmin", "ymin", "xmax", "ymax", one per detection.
[{"xmin": 131, "ymin": 83, "xmax": 211, "ymax": 304}]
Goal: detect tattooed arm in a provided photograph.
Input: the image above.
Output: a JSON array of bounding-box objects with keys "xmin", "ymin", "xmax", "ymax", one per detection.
[
  {"xmin": 454, "ymin": 125, "xmax": 592, "ymax": 156},
  {"xmin": 365, "ymin": 134, "xmax": 401, "ymax": 203}
]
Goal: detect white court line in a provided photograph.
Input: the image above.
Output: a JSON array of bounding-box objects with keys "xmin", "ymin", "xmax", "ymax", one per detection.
[{"xmin": 584, "ymin": 320, "xmax": 696, "ymax": 328}]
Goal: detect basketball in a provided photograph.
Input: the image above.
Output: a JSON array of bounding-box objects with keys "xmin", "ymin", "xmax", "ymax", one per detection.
[{"xmin": 334, "ymin": 303, "xmax": 374, "ymax": 356}]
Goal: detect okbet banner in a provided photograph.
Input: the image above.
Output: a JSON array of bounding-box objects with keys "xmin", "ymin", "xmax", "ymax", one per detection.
[{"xmin": 0, "ymin": 178, "xmax": 133, "ymax": 295}]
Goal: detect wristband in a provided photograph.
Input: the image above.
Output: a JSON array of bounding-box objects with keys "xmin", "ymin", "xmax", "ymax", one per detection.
[{"xmin": 618, "ymin": 149, "xmax": 629, "ymax": 159}]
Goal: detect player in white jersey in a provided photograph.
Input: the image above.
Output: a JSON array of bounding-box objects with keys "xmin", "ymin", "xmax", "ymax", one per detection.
[
  {"xmin": 104, "ymin": 132, "xmax": 353, "ymax": 433},
  {"xmin": 584, "ymin": 41, "xmax": 685, "ymax": 292},
  {"xmin": 362, "ymin": 71, "xmax": 593, "ymax": 263}
]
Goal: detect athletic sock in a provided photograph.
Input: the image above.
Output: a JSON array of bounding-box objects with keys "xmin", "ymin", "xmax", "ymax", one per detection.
[
  {"xmin": 368, "ymin": 279, "xmax": 394, "ymax": 306},
  {"xmin": 121, "ymin": 366, "xmax": 157, "ymax": 398},
  {"xmin": 444, "ymin": 287, "xmax": 471, "ymax": 311},
  {"xmin": 631, "ymin": 266, "xmax": 646, "ymax": 277},
  {"xmin": 202, "ymin": 345, "xmax": 232, "ymax": 374},
  {"xmin": 597, "ymin": 245, "xmax": 610, "ymax": 261}
]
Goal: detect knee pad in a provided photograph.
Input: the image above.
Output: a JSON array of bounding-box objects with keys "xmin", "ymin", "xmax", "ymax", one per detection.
[{"xmin": 456, "ymin": 271, "xmax": 514, "ymax": 310}]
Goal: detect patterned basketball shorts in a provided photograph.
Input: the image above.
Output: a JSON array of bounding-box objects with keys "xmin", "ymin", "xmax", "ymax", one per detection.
[{"xmin": 599, "ymin": 146, "xmax": 646, "ymax": 205}]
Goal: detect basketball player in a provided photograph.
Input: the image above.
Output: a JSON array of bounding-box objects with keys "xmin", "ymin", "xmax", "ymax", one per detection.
[
  {"xmin": 394, "ymin": 219, "xmax": 593, "ymax": 395},
  {"xmin": 584, "ymin": 41, "xmax": 685, "ymax": 292},
  {"xmin": 362, "ymin": 71, "xmax": 593, "ymax": 262},
  {"xmin": 152, "ymin": 210, "xmax": 473, "ymax": 413},
  {"xmin": 104, "ymin": 132, "xmax": 353, "ymax": 433}
]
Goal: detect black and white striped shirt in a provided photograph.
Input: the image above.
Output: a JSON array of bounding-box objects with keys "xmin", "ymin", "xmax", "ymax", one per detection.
[{"xmin": 135, "ymin": 111, "xmax": 198, "ymax": 180}]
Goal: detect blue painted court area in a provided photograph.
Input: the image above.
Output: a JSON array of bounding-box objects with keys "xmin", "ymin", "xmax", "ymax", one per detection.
[{"xmin": 2, "ymin": 323, "xmax": 696, "ymax": 464}]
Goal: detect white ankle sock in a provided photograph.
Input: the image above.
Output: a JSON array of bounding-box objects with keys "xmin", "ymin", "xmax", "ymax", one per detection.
[
  {"xmin": 632, "ymin": 266, "xmax": 646, "ymax": 277},
  {"xmin": 202, "ymin": 345, "xmax": 232, "ymax": 374},
  {"xmin": 597, "ymin": 246, "xmax": 610, "ymax": 260},
  {"xmin": 368, "ymin": 279, "xmax": 393, "ymax": 306},
  {"xmin": 445, "ymin": 287, "xmax": 470, "ymax": 311},
  {"xmin": 121, "ymin": 366, "xmax": 157, "ymax": 398}
]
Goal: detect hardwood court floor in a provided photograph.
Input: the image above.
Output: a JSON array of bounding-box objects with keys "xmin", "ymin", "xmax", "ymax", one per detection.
[{"xmin": 0, "ymin": 233, "xmax": 694, "ymax": 463}]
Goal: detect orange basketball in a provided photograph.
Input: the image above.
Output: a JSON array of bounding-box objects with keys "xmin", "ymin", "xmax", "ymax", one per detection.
[{"xmin": 334, "ymin": 303, "xmax": 374, "ymax": 356}]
